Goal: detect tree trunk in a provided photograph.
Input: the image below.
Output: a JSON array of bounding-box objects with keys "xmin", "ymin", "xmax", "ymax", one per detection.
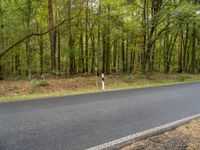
[
  {"xmin": 97, "ymin": 4, "xmax": 101, "ymax": 75},
  {"xmin": 191, "ymin": 23, "xmax": 196, "ymax": 73},
  {"xmin": 15, "ymin": 51, "xmax": 20, "ymax": 75},
  {"xmin": 178, "ymin": 33, "xmax": 183, "ymax": 73},
  {"xmin": 142, "ymin": 0, "xmax": 147, "ymax": 72},
  {"xmin": 102, "ymin": 30, "xmax": 106, "ymax": 73},
  {"xmin": 57, "ymin": 27, "xmax": 61, "ymax": 73},
  {"xmin": 113, "ymin": 39, "xmax": 117, "ymax": 73},
  {"xmin": 121, "ymin": 30, "xmax": 125, "ymax": 73},
  {"xmin": 126, "ymin": 34, "xmax": 129, "ymax": 72},
  {"xmin": 0, "ymin": 1, "xmax": 4, "ymax": 79},
  {"xmin": 67, "ymin": 0, "xmax": 75, "ymax": 75},
  {"xmin": 91, "ymin": 36, "xmax": 95, "ymax": 73},
  {"xmin": 0, "ymin": 58, "xmax": 3, "ymax": 80},
  {"xmin": 26, "ymin": 0, "xmax": 32, "ymax": 80},
  {"xmin": 48, "ymin": 0, "xmax": 56, "ymax": 72},
  {"xmin": 183, "ymin": 24, "xmax": 189, "ymax": 72},
  {"xmin": 106, "ymin": 27, "xmax": 110, "ymax": 74},
  {"xmin": 80, "ymin": 32, "xmax": 85, "ymax": 73},
  {"xmin": 85, "ymin": 0, "xmax": 89, "ymax": 73},
  {"xmin": 39, "ymin": 36, "xmax": 44, "ymax": 75},
  {"xmin": 130, "ymin": 41, "xmax": 135, "ymax": 73}
]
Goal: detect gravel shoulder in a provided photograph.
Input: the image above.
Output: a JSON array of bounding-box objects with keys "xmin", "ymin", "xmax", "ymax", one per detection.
[{"xmin": 122, "ymin": 120, "xmax": 200, "ymax": 150}]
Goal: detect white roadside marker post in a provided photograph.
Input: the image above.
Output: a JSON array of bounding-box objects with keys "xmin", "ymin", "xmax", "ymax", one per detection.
[{"xmin": 102, "ymin": 73, "xmax": 105, "ymax": 90}]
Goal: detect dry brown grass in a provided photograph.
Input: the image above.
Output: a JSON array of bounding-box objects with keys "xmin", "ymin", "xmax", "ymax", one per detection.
[
  {"xmin": 0, "ymin": 76, "xmax": 99, "ymax": 98},
  {"xmin": 122, "ymin": 120, "xmax": 200, "ymax": 150},
  {"xmin": 0, "ymin": 73, "xmax": 200, "ymax": 101},
  {"xmin": 0, "ymin": 80, "xmax": 30, "ymax": 97}
]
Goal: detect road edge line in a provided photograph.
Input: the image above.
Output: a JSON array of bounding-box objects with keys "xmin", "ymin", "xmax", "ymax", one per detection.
[{"xmin": 86, "ymin": 113, "xmax": 200, "ymax": 150}]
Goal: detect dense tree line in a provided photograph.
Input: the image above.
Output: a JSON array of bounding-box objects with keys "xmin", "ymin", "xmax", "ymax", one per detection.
[{"xmin": 0, "ymin": 0, "xmax": 200, "ymax": 79}]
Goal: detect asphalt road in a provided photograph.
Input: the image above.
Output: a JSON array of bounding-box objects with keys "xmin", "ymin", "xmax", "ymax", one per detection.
[{"xmin": 1, "ymin": 83, "xmax": 200, "ymax": 150}]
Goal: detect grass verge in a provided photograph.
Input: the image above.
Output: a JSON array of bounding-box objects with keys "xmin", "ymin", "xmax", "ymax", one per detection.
[{"xmin": 0, "ymin": 73, "xmax": 200, "ymax": 103}]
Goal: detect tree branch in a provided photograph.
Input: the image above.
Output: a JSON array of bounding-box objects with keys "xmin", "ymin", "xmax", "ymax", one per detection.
[
  {"xmin": 0, "ymin": 3, "xmax": 84, "ymax": 58},
  {"xmin": 0, "ymin": 20, "xmax": 66, "ymax": 58}
]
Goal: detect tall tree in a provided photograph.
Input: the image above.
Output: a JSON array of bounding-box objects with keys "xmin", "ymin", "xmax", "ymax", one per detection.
[{"xmin": 48, "ymin": 0, "xmax": 57, "ymax": 72}]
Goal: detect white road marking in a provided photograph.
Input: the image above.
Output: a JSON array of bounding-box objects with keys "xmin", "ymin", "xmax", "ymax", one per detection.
[{"xmin": 86, "ymin": 113, "xmax": 200, "ymax": 150}]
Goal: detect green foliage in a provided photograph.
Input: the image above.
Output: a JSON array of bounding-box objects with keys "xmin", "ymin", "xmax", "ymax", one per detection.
[
  {"xmin": 123, "ymin": 75, "xmax": 135, "ymax": 83},
  {"xmin": 29, "ymin": 79, "xmax": 49, "ymax": 93},
  {"xmin": 178, "ymin": 75, "xmax": 190, "ymax": 82},
  {"xmin": 172, "ymin": 2, "xmax": 199, "ymax": 23},
  {"xmin": 1, "ymin": 0, "xmax": 200, "ymax": 78},
  {"xmin": 30, "ymin": 79, "xmax": 49, "ymax": 87}
]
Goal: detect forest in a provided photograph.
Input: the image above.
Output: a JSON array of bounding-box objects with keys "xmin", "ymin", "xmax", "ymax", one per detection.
[{"xmin": 0, "ymin": 0, "xmax": 200, "ymax": 80}]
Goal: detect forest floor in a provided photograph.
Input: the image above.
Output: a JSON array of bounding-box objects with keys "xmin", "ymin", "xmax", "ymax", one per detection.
[
  {"xmin": 121, "ymin": 119, "xmax": 200, "ymax": 150},
  {"xmin": 1, "ymin": 73, "xmax": 200, "ymax": 102}
]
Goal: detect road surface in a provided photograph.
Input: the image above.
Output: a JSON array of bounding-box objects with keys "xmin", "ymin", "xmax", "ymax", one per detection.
[{"xmin": 0, "ymin": 82, "xmax": 200, "ymax": 150}]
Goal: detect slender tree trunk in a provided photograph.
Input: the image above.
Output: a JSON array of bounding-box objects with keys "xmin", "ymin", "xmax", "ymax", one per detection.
[
  {"xmin": 67, "ymin": 0, "xmax": 75, "ymax": 75},
  {"xmin": 26, "ymin": 0, "xmax": 32, "ymax": 80},
  {"xmin": 15, "ymin": 46, "xmax": 20, "ymax": 76},
  {"xmin": 80, "ymin": 32, "xmax": 85, "ymax": 73},
  {"xmin": 142, "ymin": 0, "xmax": 147, "ymax": 72},
  {"xmin": 151, "ymin": 29, "xmax": 156, "ymax": 71},
  {"xmin": 183, "ymin": 24, "xmax": 189, "ymax": 72},
  {"xmin": 130, "ymin": 51, "xmax": 135, "ymax": 73},
  {"xmin": 48, "ymin": 0, "xmax": 56, "ymax": 72},
  {"xmin": 164, "ymin": 32, "xmax": 178, "ymax": 74},
  {"xmin": 57, "ymin": 27, "xmax": 61, "ymax": 73},
  {"xmin": 126, "ymin": 34, "xmax": 129, "ymax": 72},
  {"xmin": 11, "ymin": 55, "xmax": 14, "ymax": 76},
  {"xmin": 121, "ymin": 30, "xmax": 125, "ymax": 73},
  {"xmin": 0, "ymin": 58, "xmax": 2, "ymax": 79},
  {"xmin": 102, "ymin": 30, "xmax": 106, "ymax": 73},
  {"xmin": 168, "ymin": 34, "xmax": 178, "ymax": 73},
  {"xmin": 191, "ymin": 23, "xmax": 196, "ymax": 73},
  {"xmin": 163, "ymin": 34, "xmax": 168, "ymax": 73},
  {"xmin": 85, "ymin": 0, "xmax": 89, "ymax": 73},
  {"xmin": 39, "ymin": 37, "xmax": 44, "ymax": 75},
  {"xmin": 97, "ymin": 4, "xmax": 101, "ymax": 75},
  {"xmin": 106, "ymin": 25, "xmax": 110, "ymax": 74},
  {"xmin": 178, "ymin": 33, "xmax": 183, "ymax": 73},
  {"xmin": 130, "ymin": 40, "xmax": 135, "ymax": 73},
  {"xmin": 113, "ymin": 39, "xmax": 117, "ymax": 73},
  {"xmin": 0, "ymin": 0, "xmax": 3, "ymax": 79},
  {"xmin": 91, "ymin": 36, "xmax": 95, "ymax": 73}
]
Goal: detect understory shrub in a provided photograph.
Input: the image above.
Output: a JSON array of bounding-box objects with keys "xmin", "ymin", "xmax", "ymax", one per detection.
[
  {"xmin": 29, "ymin": 79, "xmax": 49, "ymax": 93},
  {"xmin": 178, "ymin": 75, "xmax": 190, "ymax": 82}
]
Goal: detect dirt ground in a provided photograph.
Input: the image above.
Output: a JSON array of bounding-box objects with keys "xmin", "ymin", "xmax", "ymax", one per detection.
[
  {"xmin": 0, "ymin": 73, "xmax": 200, "ymax": 99},
  {"xmin": 121, "ymin": 120, "xmax": 200, "ymax": 150}
]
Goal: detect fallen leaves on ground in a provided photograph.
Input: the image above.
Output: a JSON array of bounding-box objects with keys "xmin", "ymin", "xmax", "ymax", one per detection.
[
  {"xmin": 122, "ymin": 120, "xmax": 200, "ymax": 150},
  {"xmin": 0, "ymin": 73, "xmax": 200, "ymax": 98}
]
